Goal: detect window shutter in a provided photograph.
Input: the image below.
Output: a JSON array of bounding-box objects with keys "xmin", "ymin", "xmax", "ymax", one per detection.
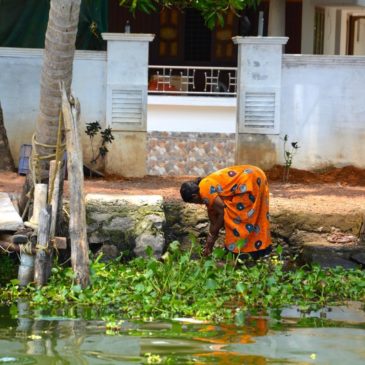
[
  {"xmin": 240, "ymin": 88, "xmax": 280, "ymax": 134},
  {"xmin": 107, "ymin": 86, "xmax": 147, "ymax": 131},
  {"xmin": 112, "ymin": 90, "xmax": 142, "ymax": 124}
]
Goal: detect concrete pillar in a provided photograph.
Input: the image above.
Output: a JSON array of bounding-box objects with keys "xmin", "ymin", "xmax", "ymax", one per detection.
[
  {"xmin": 102, "ymin": 33, "xmax": 155, "ymax": 177},
  {"xmin": 301, "ymin": 0, "xmax": 315, "ymax": 54},
  {"xmin": 268, "ymin": 0, "xmax": 286, "ymax": 36},
  {"xmin": 232, "ymin": 36, "xmax": 288, "ymax": 169}
]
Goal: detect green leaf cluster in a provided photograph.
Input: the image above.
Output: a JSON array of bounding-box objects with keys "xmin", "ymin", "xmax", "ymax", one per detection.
[
  {"xmin": 0, "ymin": 242, "xmax": 364, "ymax": 321},
  {"xmin": 85, "ymin": 121, "xmax": 114, "ymax": 164},
  {"xmin": 119, "ymin": 0, "xmax": 259, "ymax": 29}
]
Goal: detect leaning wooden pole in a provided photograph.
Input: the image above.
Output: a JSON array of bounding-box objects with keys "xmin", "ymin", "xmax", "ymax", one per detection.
[{"xmin": 61, "ymin": 82, "xmax": 90, "ymax": 288}]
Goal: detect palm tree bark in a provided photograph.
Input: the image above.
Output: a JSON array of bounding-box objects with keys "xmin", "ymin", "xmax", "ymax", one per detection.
[{"xmin": 35, "ymin": 0, "xmax": 81, "ymax": 181}]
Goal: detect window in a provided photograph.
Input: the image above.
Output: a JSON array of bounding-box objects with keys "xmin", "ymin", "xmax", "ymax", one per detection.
[{"xmin": 184, "ymin": 9, "xmax": 211, "ymax": 62}]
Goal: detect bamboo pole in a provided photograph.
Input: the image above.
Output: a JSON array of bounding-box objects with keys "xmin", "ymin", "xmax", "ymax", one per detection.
[{"xmin": 61, "ymin": 82, "xmax": 90, "ymax": 288}]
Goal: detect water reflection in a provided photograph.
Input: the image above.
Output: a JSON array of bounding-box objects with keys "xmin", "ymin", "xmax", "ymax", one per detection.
[{"xmin": 0, "ymin": 303, "xmax": 364, "ymax": 364}]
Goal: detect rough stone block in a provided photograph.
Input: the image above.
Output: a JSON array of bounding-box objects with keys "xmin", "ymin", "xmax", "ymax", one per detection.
[{"xmin": 85, "ymin": 194, "xmax": 165, "ymax": 259}]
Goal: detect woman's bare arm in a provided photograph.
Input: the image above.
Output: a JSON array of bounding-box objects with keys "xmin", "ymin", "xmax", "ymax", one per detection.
[{"xmin": 203, "ymin": 196, "xmax": 225, "ymax": 256}]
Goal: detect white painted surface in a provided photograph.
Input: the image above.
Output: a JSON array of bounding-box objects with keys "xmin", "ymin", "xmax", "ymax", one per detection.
[
  {"xmin": 301, "ymin": 0, "xmax": 315, "ymax": 54},
  {"xmin": 102, "ymin": 33, "xmax": 154, "ymax": 131},
  {"xmin": 2, "ymin": 45, "xmax": 365, "ymax": 172},
  {"xmin": 301, "ymin": 2, "xmax": 365, "ymax": 55},
  {"xmin": 0, "ymin": 192, "xmax": 23, "ymax": 231},
  {"xmin": 147, "ymin": 95, "xmax": 236, "ymax": 133},
  {"xmin": 323, "ymin": 7, "xmax": 337, "ymax": 55},
  {"xmin": 268, "ymin": 0, "xmax": 286, "ymax": 36},
  {"xmin": 282, "ymin": 54, "xmax": 365, "ymax": 169},
  {"xmin": 0, "ymin": 48, "xmax": 106, "ymax": 163},
  {"xmin": 233, "ymin": 37, "xmax": 288, "ymax": 134}
]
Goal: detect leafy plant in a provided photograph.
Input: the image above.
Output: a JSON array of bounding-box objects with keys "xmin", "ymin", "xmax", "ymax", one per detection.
[
  {"xmin": 0, "ymin": 255, "xmax": 17, "ymax": 287},
  {"xmin": 85, "ymin": 121, "xmax": 114, "ymax": 164},
  {"xmin": 282, "ymin": 134, "xmax": 300, "ymax": 183},
  {"xmin": 0, "ymin": 239, "xmax": 364, "ymax": 321},
  {"xmin": 118, "ymin": 0, "xmax": 258, "ymax": 29}
]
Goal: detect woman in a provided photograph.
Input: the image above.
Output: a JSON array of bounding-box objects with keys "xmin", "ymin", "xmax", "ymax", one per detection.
[{"xmin": 180, "ymin": 165, "xmax": 272, "ymax": 259}]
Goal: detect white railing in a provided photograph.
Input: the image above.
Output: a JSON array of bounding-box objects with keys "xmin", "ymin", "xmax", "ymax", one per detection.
[{"xmin": 148, "ymin": 65, "xmax": 237, "ymax": 96}]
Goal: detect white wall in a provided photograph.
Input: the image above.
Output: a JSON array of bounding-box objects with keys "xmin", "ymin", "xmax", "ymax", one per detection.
[
  {"xmin": 147, "ymin": 95, "xmax": 236, "ymax": 133},
  {"xmin": 2, "ymin": 47, "xmax": 365, "ymax": 173},
  {"xmin": 0, "ymin": 48, "xmax": 106, "ymax": 163},
  {"xmin": 281, "ymin": 54, "xmax": 365, "ymax": 169}
]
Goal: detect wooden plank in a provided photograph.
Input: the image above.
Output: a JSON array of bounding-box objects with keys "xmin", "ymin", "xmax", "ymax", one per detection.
[
  {"xmin": 53, "ymin": 236, "xmax": 67, "ymax": 250},
  {"xmin": 61, "ymin": 82, "xmax": 90, "ymax": 289}
]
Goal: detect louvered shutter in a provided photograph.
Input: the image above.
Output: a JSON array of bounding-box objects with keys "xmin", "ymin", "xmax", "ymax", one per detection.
[
  {"xmin": 239, "ymin": 87, "xmax": 280, "ymax": 134},
  {"xmin": 106, "ymin": 86, "xmax": 147, "ymax": 131}
]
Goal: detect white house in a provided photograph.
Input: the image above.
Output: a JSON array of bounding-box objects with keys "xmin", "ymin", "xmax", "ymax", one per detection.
[{"xmin": 1, "ymin": 34, "xmax": 365, "ymax": 177}]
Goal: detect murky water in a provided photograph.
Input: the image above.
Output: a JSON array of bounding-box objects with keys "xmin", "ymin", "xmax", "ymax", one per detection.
[{"xmin": 0, "ymin": 303, "xmax": 364, "ymax": 364}]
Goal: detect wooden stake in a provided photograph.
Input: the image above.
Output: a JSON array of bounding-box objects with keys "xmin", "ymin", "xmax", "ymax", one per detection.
[
  {"xmin": 360, "ymin": 216, "xmax": 365, "ymax": 243},
  {"xmin": 61, "ymin": 82, "xmax": 90, "ymax": 289},
  {"xmin": 49, "ymin": 160, "xmax": 61, "ymax": 238},
  {"xmin": 34, "ymin": 206, "xmax": 52, "ymax": 287},
  {"xmin": 25, "ymin": 183, "xmax": 48, "ymax": 230}
]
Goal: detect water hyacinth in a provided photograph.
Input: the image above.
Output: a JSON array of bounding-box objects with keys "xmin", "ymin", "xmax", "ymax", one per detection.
[{"xmin": 0, "ymin": 241, "xmax": 364, "ymax": 321}]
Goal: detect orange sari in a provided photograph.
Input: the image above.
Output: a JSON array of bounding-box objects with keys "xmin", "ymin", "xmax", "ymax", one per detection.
[{"xmin": 199, "ymin": 165, "xmax": 271, "ymax": 254}]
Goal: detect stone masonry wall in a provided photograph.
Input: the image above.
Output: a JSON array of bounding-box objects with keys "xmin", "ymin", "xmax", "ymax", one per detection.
[{"xmin": 82, "ymin": 196, "xmax": 364, "ymax": 263}]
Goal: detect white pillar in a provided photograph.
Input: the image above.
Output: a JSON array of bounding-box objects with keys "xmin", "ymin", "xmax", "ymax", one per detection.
[
  {"xmin": 301, "ymin": 0, "xmax": 315, "ymax": 54},
  {"xmin": 102, "ymin": 33, "xmax": 155, "ymax": 177},
  {"xmin": 268, "ymin": 0, "xmax": 286, "ymax": 36},
  {"xmin": 232, "ymin": 36, "xmax": 288, "ymax": 169}
]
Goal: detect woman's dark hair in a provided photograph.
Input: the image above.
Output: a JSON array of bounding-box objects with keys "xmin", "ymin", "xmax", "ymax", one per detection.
[{"xmin": 180, "ymin": 177, "xmax": 202, "ymax": 202}]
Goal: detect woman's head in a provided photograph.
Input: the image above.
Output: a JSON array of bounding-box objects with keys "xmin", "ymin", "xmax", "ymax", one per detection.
[{"xmin": 180, "ymin": 178, "xmax": 202, "ymax": 203}]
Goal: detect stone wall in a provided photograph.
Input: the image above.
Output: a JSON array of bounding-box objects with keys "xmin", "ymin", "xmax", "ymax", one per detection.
[
  {"xmin": 147, "ymin": 131, "xmax": 235, "ymax": 176},
  {"xmin": 83, "ymin": 194, "xmax": 364, "ymax": 262},
  {"xmin": 85, "ymin": 194, "xmax": 165, "ymax": 259}
]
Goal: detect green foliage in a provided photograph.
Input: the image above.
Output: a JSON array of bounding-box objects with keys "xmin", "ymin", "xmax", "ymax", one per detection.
[
  {"xmin": 0, "ymin": 241, "xmax": 364, "ymax": 321},
  {"xmin": 118, "ymin": 0, "xmax": 259, "ymax": 29},
  {"xmin": 0, "ymin": 255, "xmax": 17, "ymax": 287},
  {"xmin": 282, "ymin": 134, "xmax": 300, "ymax": 183},
  {"xmin": 85, "ymin": 121, "xmax": 114, "ymax": 164}
]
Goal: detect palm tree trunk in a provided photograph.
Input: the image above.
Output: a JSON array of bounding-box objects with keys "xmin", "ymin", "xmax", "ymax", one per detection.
[{"xmin": 35, "ymin": 0, "xmax": 81, "ymax": 181}]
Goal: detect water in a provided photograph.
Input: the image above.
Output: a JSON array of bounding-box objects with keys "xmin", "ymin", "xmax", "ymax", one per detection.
[{"xmin": 0, "ymin": 303, "xmax": 364, "ymax": 364}]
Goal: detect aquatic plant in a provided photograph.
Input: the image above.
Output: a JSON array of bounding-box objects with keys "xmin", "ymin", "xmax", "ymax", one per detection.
[{"xmin": 0, "ymin": 241, "xmax": 364, "ymax": 321}]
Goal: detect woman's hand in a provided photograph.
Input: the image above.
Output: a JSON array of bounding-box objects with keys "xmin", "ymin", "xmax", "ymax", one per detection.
[{"xmin": 203, "ymin": 232, "xmax": 217, "ymax": 256}]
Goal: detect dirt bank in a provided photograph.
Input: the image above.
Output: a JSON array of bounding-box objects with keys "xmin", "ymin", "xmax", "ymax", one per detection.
[{"xmin": 1, "ymin": 165, "xmax": 365, "ymax": 217}]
